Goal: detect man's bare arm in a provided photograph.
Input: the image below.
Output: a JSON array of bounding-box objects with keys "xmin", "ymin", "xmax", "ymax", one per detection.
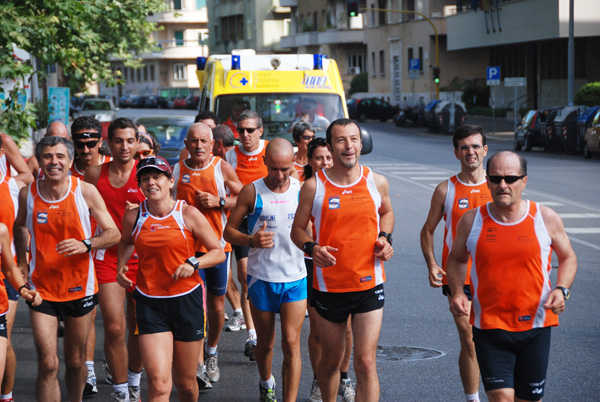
[{"xmin": 420, "ymin": 181, "xmax": 447, "ymax": 287}]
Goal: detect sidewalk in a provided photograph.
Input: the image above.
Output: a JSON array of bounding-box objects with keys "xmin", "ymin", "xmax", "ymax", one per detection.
[{"xmin": 467, "ymin": 115, "xmax": 516, "ymax": 140}]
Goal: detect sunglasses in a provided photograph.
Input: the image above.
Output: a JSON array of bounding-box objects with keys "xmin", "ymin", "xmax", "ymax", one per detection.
[
  {"xmin": 458, "ymin": 144, "xmax": 483, "ymax": 151},
  {"xmin": 138, "ymin": 156, "xmax": 169, "ymax": 168},
  {"xmin": 237, "ymin": 127, "xmax": 259, "ymax": 134},
  {"xmin": 74, "ymin": 139, "xmax": 100, "ymax": 149},
  {"xmin": 302, "ymin": 135, "xmax": 315, "ymax": 141},
  {"xmin": 135, "ymin": 150, "xmax": 153, "ymax": 158},
  {"xmin": 487, "ymin": 175, "xmax": 525, "ymax": 184}
]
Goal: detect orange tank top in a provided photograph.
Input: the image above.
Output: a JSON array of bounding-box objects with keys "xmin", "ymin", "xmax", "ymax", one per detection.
[
  {"xmin": 311, "ymin": 166, "xmax": 384, "ymax": 292},
  {"xmin": 466, "ymin": 201, "xmax": 558, "ymax": 331},
  {"xmin": 227, "ymin": 140, "xmax": 268, "ymax": 185},
  {"xmin": 0, "ymin": 175, "xmax": 19, "ymax": 277},
  {"xmin": 26, "ymin": 177, "xmax": 96, "ymax": 302},
  {"xmin": 174, "ymin": 157, "xmax": 231, "ymax": 253},
  {"xmin": 132, "ymin": 200, "xmax": 201, "ymax": 297},
  {"xmin": 294, "ymin": 161, "xmax": 306, "ymax": 182},
  {"xmin": 441, "ymin": 175, "xmax": 492, "ymax": 285}
]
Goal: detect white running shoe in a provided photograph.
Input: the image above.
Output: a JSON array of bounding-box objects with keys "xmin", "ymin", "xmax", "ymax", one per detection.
[
  {"xmin": 309, "ymin": 378, "xmax": 322, "ymax": 402},
  {"xmin": 205, "ymin": 353, "xmax": 220, "ymax": 382},
  {"xmin": 225, "ymin": 313, "xmax": 246, "ymax": 331},
  {"xmin": 338, "ymin": 378, "xmax": 355, "ymax": 402}
]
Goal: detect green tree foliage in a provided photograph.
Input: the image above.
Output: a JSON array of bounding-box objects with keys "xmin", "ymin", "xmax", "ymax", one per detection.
[
  {"xmin": 574, "ymin": 82, "xmax": 600, "ymax": 106},
  {"xmin": 349, "ymin": 72, "xmax": 368, "ymax": 96},
  {"xmin": 0, "ymin": 0, "xmax": 164, "ymax": 140}
]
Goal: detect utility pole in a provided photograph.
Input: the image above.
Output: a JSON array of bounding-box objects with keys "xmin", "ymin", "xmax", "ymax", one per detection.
[{"xmin": 567, "ymin": 0, "xmax": 574, "ymax": 105}]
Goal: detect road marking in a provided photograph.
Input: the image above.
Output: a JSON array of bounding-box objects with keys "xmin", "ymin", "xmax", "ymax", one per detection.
[
  {"xmin": 535, "ymin": 201, "xmax": 564, "ymax": 207},
  {"xmin": 410, "ymin": 177, "xmax": 450, "ymax": 181},
  {"xmin": 389, "ymin": 171, "xmax": 447, "ymax": 175},
  {"xmin": 564, "ymin": 228, "xmax": 600, "ymax": 234},
  {"xmin": 559, "ymin": 213, "xmax": 600, "ymax": 219},
  {"xmin": 569, "ymin": 236, "xmax": 600, "ymax": 251}
]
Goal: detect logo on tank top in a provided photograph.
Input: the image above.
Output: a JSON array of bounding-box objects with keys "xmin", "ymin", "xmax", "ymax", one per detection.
[
  {"xmin": 458, "ymin": 198, "xmax": 469, "ymax": 209},
  {"xmin": 182, "ymin": 174, "xmax": 191, "ymax": 183},
  {"xmin": 37, "ymin": 212, "xmax": 48, "ymax": 224},
  {"xmin": 328, "ymin": 197, "xmax": 340, "ymax": 209},
  {"xmin": 127, "ymin": 188, "xmax": 139, "ymax": 193},
  {"xmin": 470, "ymin": 189, "xmax": 481, "ymax": 194},
  {"xmin": 247, "ymin": 157, "xmax": 258, "ymax": 161},
  {"xmin": 150, "ymin": 223, "xmax": 170, "ymax": 232},
  {"xmin": 342, "ymin": 189, "xmax": 353, "ymax": 195},
  {"xmin": 360, "ymin": 275, "xmax": 372, "ymax": 283},
  {"xmin": 518, "ymin": 315, "xmax": 531, "ymax": 322},
  {"xmin": 49, "ymin": 204, "xmax": 59, "ymax": 210},
  {"xmin": 68, "ymin": 286, "xmax": 82, "ymax": 293}
]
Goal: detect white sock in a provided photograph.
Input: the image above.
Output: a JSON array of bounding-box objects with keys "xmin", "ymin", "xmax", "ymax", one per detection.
[
  {"xmin": 85, "ymin": 360, "xmax": 94, "ymax": 373},
  {"xmin": 466, "ymin": 392, "xmax": 480, "ymax": 402},
  {"xmin": 113, "ymin": 382, "xmax": 128, "ymax": 396},
  {"xmin": 0, "ymin": 393, "xmax": 13, "ymax": 399},
  {"xmin": 260, "ymin": 375, "xmax": 275, "ymax": 390},
  {"xmin": 248, "ymin": 328, "xmax": 257, "ymax": 339},
  {"xmin": 128, "ymin": 368, "xmax": 142, "ymax": 387},
  {"xmin": 205, "ymin": 345, "xmax": 217, "ymax": 355},
  {"xmin": 233, "ymin": 308, "xmax": 243, "ymax": 316}
]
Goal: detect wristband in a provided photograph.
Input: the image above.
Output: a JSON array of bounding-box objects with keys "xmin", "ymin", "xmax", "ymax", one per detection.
[
  {"xmin": 303, "ymin": 241, "xmax": 318, "ymax": 257},
  {"xmin": 185, "ymin": 256, "xmax": 200, "ymax": 270},
  {"xmin": 378, "ymin": 231, "xmax": 393, "ymax": 246},
  {"xmin": 248, "ymin": 236, "xmax": 254, "ymax": 248},
  {"xmin": 82, "ymin": 239, "xmax": 92, "ymax": 252},
  {"xmin": 18, "ymin": 284, "xmax": 31, "ymax": 296}
]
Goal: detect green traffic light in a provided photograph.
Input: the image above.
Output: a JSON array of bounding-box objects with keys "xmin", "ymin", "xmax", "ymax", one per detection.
[
  {"xmin": 350, "ymin": 12, "xmax": 356, "ymax": 17},
  {"xmin": 434, "ymin": 78, "xmax": 440, "ymax": 84}
]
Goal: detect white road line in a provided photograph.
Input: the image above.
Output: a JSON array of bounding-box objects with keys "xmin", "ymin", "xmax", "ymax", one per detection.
[
  {"xmin": 535, "ymin": 201, "xmax": 564, "ymax": 207},
  {"xmin": 569, "ymin": 236, "xmax": 600, "ymax": 251},
  {"xmin": 410, "ymin": 177, "xmax": 450, "ymax": 181},
  {"xmin": 559, "ymin": 213, "xmax": 600, "ymax": 219},
  {"xmin": 564, "ymin": 228, "xmax": 600, "ymax": 234},
  {"xmin": 388, "ymin": 171, "xmax": 447, "ymax": 175}
]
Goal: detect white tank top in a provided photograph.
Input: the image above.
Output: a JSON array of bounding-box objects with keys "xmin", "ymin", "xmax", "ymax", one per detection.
[{"xmin": 247, "ymin": 177, "xmax": 306, "ymax": 283}]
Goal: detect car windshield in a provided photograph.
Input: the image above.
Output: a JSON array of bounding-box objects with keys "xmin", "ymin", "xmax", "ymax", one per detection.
[
  {"xmin": 136, "ymin": 119, "xmax": 193, "ymax": 165},
  {"xmin": 215, "ymin": 93, "xmax": 345, "ymax": 142},
  {"xmin": 83, "ymin": 101, "xmax": 111, "ymax": 111}
]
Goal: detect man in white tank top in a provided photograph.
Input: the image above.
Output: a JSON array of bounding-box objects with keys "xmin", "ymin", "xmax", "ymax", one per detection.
[{"xmin": 224, "ymin": 138, "xmax": 306, "ymax": 402}]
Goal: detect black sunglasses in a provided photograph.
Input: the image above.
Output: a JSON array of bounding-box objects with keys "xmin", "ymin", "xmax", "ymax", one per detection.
[
  {"xmin": 302, "ymin": 135, "xmax": 315, "ymax": 141},
  {"xmin": 487, "ymin": 175, "xmax": 525, "ymax": 184},
  {"xmin": 74, "ymin": 139, "xmax": 100, "ymax": 149},
  {"xmin": 138, "ymin": 156, "xmax": 169, "ymax": 168},
  {"xmin": 237, "ymin": 127, "xmax": 259, "ymax": 134}
]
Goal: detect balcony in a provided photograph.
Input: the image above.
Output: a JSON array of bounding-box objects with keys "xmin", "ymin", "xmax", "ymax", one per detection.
[
  {"xmin": 148, "ymin": 8, "xmax": 207, "ymax": 23},
  {"xmin": 151, "ymin": 39, "xmax": 208, "ymax": 59},
  {"xmin": 214, "ymin": 2, "xmax": 245, "ymax": 18},
  {"xmin": 281, "ymin": 29, "xmax": 364, "ymax": 48},
  {"xmin": 280, "ymin": 0, "xmax": 297, "ymax": 7}
]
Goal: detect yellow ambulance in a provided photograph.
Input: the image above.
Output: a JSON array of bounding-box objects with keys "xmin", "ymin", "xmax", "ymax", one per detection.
[{"xmin": 195, "ymin": 49, "xmax": 372, "ymax": 153}]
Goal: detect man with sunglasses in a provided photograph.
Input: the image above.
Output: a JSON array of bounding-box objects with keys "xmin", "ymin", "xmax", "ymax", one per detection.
[
  {"xmin": 447, "ymin": 151, "xmax": 577, "ymax": 402},
  {"xmin": 420, "ymin": 124, "xmax": 492, "ymax": 402},
  {"xmin": 84, "ymin": 118, "xmax": 145, "ymax": 402},
  {"xmin": 71, "ymin": 116, "xmax": 112, "ymax": 180}
]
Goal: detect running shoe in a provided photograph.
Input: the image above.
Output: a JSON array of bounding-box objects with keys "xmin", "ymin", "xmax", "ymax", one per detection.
[
  {"xmin": 196, "ymin": 364, "xmax": 212, "ymax": 390},
  {"xmin": 244, "ymin": 336, "xmax": 257, "ymax": 361},
  {"xmin": 225, "ymin": 313, "xmax": 246, "ymax": 331},
  {"xmin": 338, "ymin": 378, "xmax": 355, "ymax": 402},
  {"xmin": 83, "ymin": 369, "xmax": 98, "ymax": 396},
  {"xmin": 224, "ymin": 312, "xmax": 229, "ymax": 321},
  {"xmin": 128, "ymin": 385, "xmax": 141, "ymax": 402},
  {"xmin": 103, "ymin": 359, "xmax": 114, "ymax": 385},
  {"xmin": 57, "ymin": 318, "xmax": 65, "ymax": 337},
  {"xmin": 0, "ymin": 398, "xmax": 14, "ymax": 402},
  {"xmin": 259, "ymin": 380, "xmax": 277, "ymax": 402},
  {"xmin": 110, "ymin": 391, "xmax": 129, "ymax": 402},
  {"xmin": 205, "ymin": 353, "xmax": 220, "ymax": 382},
  {"xmin": 309, "ymin": 378, "xmax": 322, "ymax": 402}
]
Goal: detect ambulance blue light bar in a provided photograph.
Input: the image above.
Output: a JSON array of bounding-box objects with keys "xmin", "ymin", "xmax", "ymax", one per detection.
[
  {"xmin": 232, "ymin": 55, "xmax": 241, "ymax": 70},
  {"xmin": 196, "ymin": 57, "xmax": 207, "ymax": 70},
  {"xmin": 313, "ymin": 54, "xmax": 325, "ymax": 70}
]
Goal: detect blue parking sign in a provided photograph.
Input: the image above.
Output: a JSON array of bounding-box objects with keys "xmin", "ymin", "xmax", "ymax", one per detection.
[
  {"xmin": 409, "ymin": 59, "xmax": 420, "ymax": 71},
  {"xmin": 487, "ymin": 66, "xmax": 500, "ymax": 86}
]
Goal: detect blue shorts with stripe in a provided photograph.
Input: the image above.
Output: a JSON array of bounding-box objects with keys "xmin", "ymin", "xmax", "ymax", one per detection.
[{"xmin": 247, "ymin": 275, "xmax": 307, "ymax": 313}]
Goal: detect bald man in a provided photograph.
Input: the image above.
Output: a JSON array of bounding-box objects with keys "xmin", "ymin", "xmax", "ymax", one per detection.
[
  {"xmin": 27, "ymin": 121, "xmax": 70, "ymax": 179},
  {"xmin": 224, "ymin": 138, "xmax": 307, "ymax": 402},
  {"xmin": 172, "ymin": 123, "xmax": 242, "ymax": 388}
]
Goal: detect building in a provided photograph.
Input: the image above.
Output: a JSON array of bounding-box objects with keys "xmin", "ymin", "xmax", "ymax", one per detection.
[
  {"xmin": 207, "ymin": 0, "xmax": 291, "ymax": 54},
  {"xmin": 100, "ymin": 0, "xmax": 209, "ymax": 100}
]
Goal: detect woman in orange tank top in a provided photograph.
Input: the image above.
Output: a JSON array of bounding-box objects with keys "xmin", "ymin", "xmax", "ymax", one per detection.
[{"xmin": 117, "ymin": 157, "xmax": 225, "ymax": 402}]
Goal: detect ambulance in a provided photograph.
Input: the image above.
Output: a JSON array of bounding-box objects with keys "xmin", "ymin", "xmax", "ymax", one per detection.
[{"xmin": 195, "ymin": 49, "xmax": 372, "ymax": 153}]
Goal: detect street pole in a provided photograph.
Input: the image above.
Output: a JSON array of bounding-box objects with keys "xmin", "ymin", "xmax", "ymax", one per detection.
[
  {"xmin": 567, "ymin": 0, "xmax": 574, "ymax": 105},
  {"xmin": 366, "ymin": 8, "xmax": 440, "ymax": 100},
  {"xmin": 514, "ymin": 87, "xmax": 517, "ymax": 132}
]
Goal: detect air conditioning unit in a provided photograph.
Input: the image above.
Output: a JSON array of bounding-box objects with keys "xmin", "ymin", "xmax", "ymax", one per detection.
[{"xmin": 349, "ymin": 66, "xmax": 361, "ymax": 75}]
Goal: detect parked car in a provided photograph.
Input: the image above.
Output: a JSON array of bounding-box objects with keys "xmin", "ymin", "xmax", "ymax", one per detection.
[
  {"xmin": 552, "ymin": 106, "xmax": 585, "ymax": 154},
  {"xmin": 130, "ymin": 95, "xmax": 148, "ymax": 108},
  {"xmin": 118, "ymin": 95, "xmax": 132, "ymax": 108},
  {"xmin": 185, "ymin": 95, "xmax": 200, "ymax": 110},
  {"xmin": 514, "ymin": 110, "xmax": 543, "ymax": 151},
  {"xmin": 347, "ymin": 98, "xmax": 398, "ymax": 122},
  {"xmin": 76, "ymin": 98, "xmax": 118, "ymax": 138},
  {"xmin": 576, "ymin": 106, "xmax": 600, "ymax": 154},
  {"xmin": 430, "ymin": 101, "xmax": 467, "ymax": 134},
  {"xmin": 134, "ymin": 116, "xmax": 195, "ymax": 165},
  {"xmin": 144, "ymin": 96, "xmax": 168, "ymax": 109},
  {"xmin": 423, "ymin": 100, "xmax": 441, "ymax": 130},
  {"xmin": 172, "ymin": 96, "xmax": 187, "ymax": 109},
  {"xmin": 393, "ymin": 106, "xmax": 421, "ymax": 128},
  {"xmin": 539, "ymin": 107, "xmax": 562, "ymax": 152},
  {"xmin": 583, "ymin": 109, "xmax": 600, "ymax": 159}
]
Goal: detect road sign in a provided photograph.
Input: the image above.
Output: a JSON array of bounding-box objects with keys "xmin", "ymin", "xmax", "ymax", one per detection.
[
  {"xmin": 48, "ymin": 87, "xmax": 70, "ymax": 125},
  {"xmin": 505, "ymin": 77, "xmax": 527, "ymax": 87},
  {"xmin": 409, "ymin": 59, "xmax": 420, "ymax": 80},
  {"xmin": 487, "ymin": 66, "xmax": 500, "ymax": 86}
]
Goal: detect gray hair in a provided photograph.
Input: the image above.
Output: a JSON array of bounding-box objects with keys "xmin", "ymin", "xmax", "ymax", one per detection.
[
  {"xmin": 35, "ymin": 136, "xmax": 74, "ymax": 162},
  {"xmin": 292, "ymin": 121, "xmax": 315, "ymax": 143},
  {"xmin": 237, "ymin": 110, "xmax": 262, "ymax": 128},
  {"xmin": 212, "ymin": 125, "xmax": 235, "ymax": 147}
]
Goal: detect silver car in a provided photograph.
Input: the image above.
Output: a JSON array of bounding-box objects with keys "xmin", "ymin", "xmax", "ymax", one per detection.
[{"xmin": 77, "ymin": 98, "xmax": 118, "ymax": 122}]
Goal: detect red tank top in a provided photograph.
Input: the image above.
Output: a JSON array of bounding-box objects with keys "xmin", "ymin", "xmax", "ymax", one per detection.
[{"xmin": 94, "ymin": 162, "xmax": 145, "ymax": 265}]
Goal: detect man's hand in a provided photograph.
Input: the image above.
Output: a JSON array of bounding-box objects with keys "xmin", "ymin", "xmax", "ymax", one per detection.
[
  {"xmin": 449, "ymin": 293, "xmax": 470, "ymax": 317},
  {"xmin": 251, "ymin": 221, "xmax": 275, "ymax": 248},
  {"xmin": 428, "ymin": 264, "xmax": 446, "ymax": 288},
  {"xmin": 313, "ymin": 245, "xmax": 338, "ymax": 268},
  {"xmin": 125, "ymin": 201, "xmax": 140, "ymax": 211},
  {"xmin": 21, "ymin": 287, "xmax": 42, "ymax": 306},
  {"xmin": 117, "ymin": 265, "xmax": 133, "ymax": 289},
  {"xmin": 172, "ymin": 263, "xmax": 196, "ymax": 281},
  {"xmin": 56, "ymin": 239, "xmax": 87, "ymax": 257},
  {"xmin": 196, "ymin": 190, "xmax": 219, "ymax": 209},
  {"xmin": 544, "ymin": 289, "xmax": 566, "ymax": 315},
  {"xmin": 374, "ymin": 237, "xmax": 393, "ymax": 261}
]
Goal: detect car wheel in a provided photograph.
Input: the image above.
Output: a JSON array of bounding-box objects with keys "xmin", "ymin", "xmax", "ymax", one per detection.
[
  {"xmin": 513, "ymin": 136, "xmax": 522, "ymax": 151},
  {"xmin": 524, "ymin": 134, "xmax": 532, "ymax": 152},
  {"xmin": 583, "ymin": 143, "xmax": 592, "ymax": 159}
]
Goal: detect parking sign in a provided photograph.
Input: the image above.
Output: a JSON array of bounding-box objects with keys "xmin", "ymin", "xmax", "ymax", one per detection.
[
  {"xmin": 487, "ymin": 66, "xmax": 500, "ymax": 86},
  {"xmin": 409, "ymin": 59, "xmax": 420, "ymax": 80}
]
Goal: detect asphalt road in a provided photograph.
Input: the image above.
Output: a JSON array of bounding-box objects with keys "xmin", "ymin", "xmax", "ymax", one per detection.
[{"xmin": 10, "ymin": 113, "xmax": 600, "ymax": 401}]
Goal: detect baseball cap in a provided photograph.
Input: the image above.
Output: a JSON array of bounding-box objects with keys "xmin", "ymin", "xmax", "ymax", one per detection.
[{"xmin": 136, "ymin": 156, "xmax": 172, "ymax": 175}]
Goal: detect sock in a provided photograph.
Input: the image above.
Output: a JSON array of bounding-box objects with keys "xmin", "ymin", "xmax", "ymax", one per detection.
[
  {"xmin": 260, "ymin": 375, "xmax": 275, "ymax": 390},
  {"xmin": 466, "ymin": 392, "xmax": 480, "ymax": 402},
  {"xmin": 248, "ymin": 328, "xmax": 257, "ymax": 339},
  {"xmin": 0, "ymin": 393, "xmax": 13, "ymax": 399},
  {"xmin": 85, "ymin": 361, "xmax": 95, "ymax": 373},
  {"xmin": 233, "ymin": 308, "xmax": 243, "ymax": 316},
  {"xmin": 313, "ymin": 373, "xmax": 317, "ymax": 380},
  {"xmin": 113, "ymin": 382, "xmax": 128, "ymax": 396},
  {"xmin": 340, "ymin": 371, "xmax": 349, "ymax": 381},
  {"xmin": 128, "ymin": 368, "xmax": 142, "ymax": 388},
  {"xmin": 205, "ymin": 345, "xmax": 217, "ymax": 355}
]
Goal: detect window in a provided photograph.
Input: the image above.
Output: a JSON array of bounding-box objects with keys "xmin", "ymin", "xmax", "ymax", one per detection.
[
  {"xmin": 137, "ymin": 68, "xmax": 141, "ymax": 82},
  {"xmin": 403, "ymin": 0, "xmax": 415, "ymax": 21},
  {"xmin": 174, "ymin": 31, "xmax": 184, "ymax": 46},
  {"xmin": 379, "ymin": 50, "xmax": 385, "ymax": 75},
  {"xmin": 150, "ymin": 65, "xmax": 155, "ymax": 81},
  {"xmin": 408, "ymin": 47, "xmax": 414, "ymax": 69},
  {"xmin": 371, "ymin": 52, "xmax": 376, "ymax": 77},
  {"xmin": 418, "ymin": 46, "xmax": 423, "ymax": 72},
  {"xmin": 220, "ymin": 15, "xmax": 244, "ymax": 42},
  {"xmin": 196, "ymin": 0, "xmax": 206, "ymax": 9},
  {"xmin": 173, "ymin": 0, "xmax": 182, "ymax": 10},
  {"xmin": 348, "ymin": 54, "xmax": 367, "ymax": 74},
  {"xmin": 378, "ymin": 0, "xmax": 386, "ymax": 25},
  {"xmin": 370, "ymin": 4, "xmax": 375, "ymax": 26},
  {"xmin": 174, "ymin": 63, "xmax": 186, "ymax": 80}
]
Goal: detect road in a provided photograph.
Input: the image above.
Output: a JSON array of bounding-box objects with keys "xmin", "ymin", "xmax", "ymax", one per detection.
[{"xmin": 11, "ymin": 113, "xmax": 600, "ymax": 401}]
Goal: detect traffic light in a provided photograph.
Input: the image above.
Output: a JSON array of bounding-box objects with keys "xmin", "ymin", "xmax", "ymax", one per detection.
[
  {"xmin": 347, "ymin": 0, "xmax": 359, "ymax": 17},
  {"xmin": 433, "ymin": 67, "xmax": 440, "ymax": 84}
]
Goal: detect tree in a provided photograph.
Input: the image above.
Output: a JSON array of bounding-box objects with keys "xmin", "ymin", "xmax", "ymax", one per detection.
[
  {"xmin": 574, "ymin": 82, "xmax": 600, "ymax": 106},
  {"xmin": 0, "ymin": 0, "xmax": 164, "ymax": 141},
  {"xmin": 349, "ymin": 72, "xmax": 368, "ymax": 96}
]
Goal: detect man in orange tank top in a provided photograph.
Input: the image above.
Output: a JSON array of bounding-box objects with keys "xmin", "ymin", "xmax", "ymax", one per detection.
[
  {"xmin": 84, "ymin": 118, "xmax": 145, "ymax": 401},
  {"xmin": 447, "ymin": 151, "xmax": 577, "ymax": 402},
  {"xmin": 291, "ymin": 119, "xmax": 394, "ymax": 402},
  {"xmin": 420, "ymin": 124, "xmax": 491, "ymax": 402},
  {"xmin": 27, "ymin": 120, "xmax": 70, "ymax": 180},
  {"xmin": 13, "ymin": 136, "xmax": 120, "ymax": 402}
]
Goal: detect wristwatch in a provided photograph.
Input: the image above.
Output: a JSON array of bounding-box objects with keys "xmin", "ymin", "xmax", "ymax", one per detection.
[
  {"xmin": 303, "ymin": 241, "xmax": 318, "ymax": 257},
  {"xmin": 82, "ymin": 239, "xmax": 92, "ymax": 253},
  {"xmin": 378, "ymin": 231, "xmax": 393, "ymax": 246},
  {"xmin": 219, "ymin": 197, "xmax": 226, "ymax": 208},
  {"xmin": 555, "ymin": 286, "xmax": 570, "ymax": 300},
  {"xmin": 185, "ymin": 256, "xmax": 200, "ymax": 270}
]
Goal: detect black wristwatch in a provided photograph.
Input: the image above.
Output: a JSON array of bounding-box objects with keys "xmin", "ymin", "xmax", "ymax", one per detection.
[
  {"xmin": 185, "ymin": 256, "xmax": 200, "ymax": 270},
  {"xmin": 82, "ymin": 239, "xmax": 92, "ymax": 253},
  {"xmin": 219, "ymin": 197, "xmax": 226, "ymax": 208},
  {"xmin": 303, "ymin": 241, "xmax": 318, "ymax": 257},
  {"xmin": 555, "ymin": 286, "xmax": 570, "ymax": 300},
  {"xmin": 378, "ymin": 231, "xmax": 393, "ymax": 246}
]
